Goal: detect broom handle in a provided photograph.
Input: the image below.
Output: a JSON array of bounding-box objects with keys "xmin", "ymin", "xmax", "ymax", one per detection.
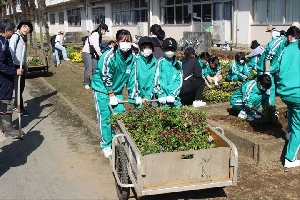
[{"xmin": 18, "ymin": 42, "xmax": 26, "ymax": 137}]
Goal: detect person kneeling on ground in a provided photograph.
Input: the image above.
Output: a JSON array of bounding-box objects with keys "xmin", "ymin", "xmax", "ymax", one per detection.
[
  {"xmin": 203, "ymin": 57, "xmax": 222, "ymax": 87},
  {"xmin": 180, "ymin": 47, "xmax": 206, "ymax": 107},
  {"xmin": 226, "ymin": 52, "xmax": 249, "ymax": 82},
  {"xmin": 230, "ymin": 74, "xmax": 271, "ymax": 121}
]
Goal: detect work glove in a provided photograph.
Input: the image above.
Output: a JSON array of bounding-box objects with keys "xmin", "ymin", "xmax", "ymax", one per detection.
[
  {"xmin": 214, "ymin": 76, "xmax": 219, "ymax": 86},
  {"xmin": 158, "ymin": 97, "xmax": 167, "ymax": 104},
  {"xmin": 166, "ymin": 96, "xmax": 175, "ymax": 103},
  {"xmin": 264, "ymin": 71, "xmax": 270, "ymax": 75},
  {"xmin": 266, "ymin": 89, "xmax": 270, "ymax": 95},
  {"xmin": 109, "ymin": 95, "xmax": 119, "ymax": 106},
  {"xmin": 135, "ymin": 97, "xmax": 142, "ymax": 105},
  {"xmin": 257, "ymin": 108, "xmax": 263, "ymax": 115}
]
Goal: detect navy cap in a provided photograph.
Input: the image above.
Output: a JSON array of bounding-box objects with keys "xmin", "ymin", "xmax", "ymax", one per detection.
[{"xmin": 162, "ymin": 37, "xmax": 177, "ymax": 50}]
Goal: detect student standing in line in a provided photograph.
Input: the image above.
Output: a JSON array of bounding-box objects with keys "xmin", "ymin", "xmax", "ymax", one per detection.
[
  {"xmin": 154, "ymin": 37, "xmax": 183, "ymax": 108},
  {"xmin": 0, "ymin": 18, "xmax": 24, "ymax": 137},
  {"xmin": 91, "ymin": 29, "xmax": 135, "ymax": 158},
  {"xmin": 82, "ymin": 23, "xmax": 109, "ymax": 89},
  {"xmin": 276, "ymin": 26, "xmax": 300, "ymax": 168},
  {"xmin": 149, "ymin": 24, "xmax": 165, "ymax": 59},
  {"xmin": 9, "ymin": 19, "xmax": 33, "ymax": 117}
]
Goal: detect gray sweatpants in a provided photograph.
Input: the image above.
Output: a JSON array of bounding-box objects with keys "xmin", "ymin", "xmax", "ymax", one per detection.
[{"xmin": 82, "ymin": 52, "xmax": 98, "ymax": 86}]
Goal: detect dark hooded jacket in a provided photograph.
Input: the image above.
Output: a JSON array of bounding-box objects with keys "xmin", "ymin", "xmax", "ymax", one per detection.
[
  {"xmin": 180, "ymin": 57, "xmax": 203, "ymax": 93},
  {"xmin": 150, "ymin": 37, "xmax": 165, "ymax": 59}
]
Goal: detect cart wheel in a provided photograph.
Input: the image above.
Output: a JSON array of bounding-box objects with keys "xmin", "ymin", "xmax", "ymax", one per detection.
[{"xmin": 115, "ymin": 144, "xmax": 130, "ymax": 200}]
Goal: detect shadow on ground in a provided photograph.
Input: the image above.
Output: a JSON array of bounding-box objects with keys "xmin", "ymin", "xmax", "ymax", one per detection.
[{"xmin": 0, "ymin": 131, "xmax": 44, "ymax": 177}]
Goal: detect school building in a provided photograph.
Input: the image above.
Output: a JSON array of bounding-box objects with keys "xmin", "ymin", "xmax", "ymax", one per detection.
[{"xmin": 43, "ymin": 0, "xmax": 299, "ymax": 47}]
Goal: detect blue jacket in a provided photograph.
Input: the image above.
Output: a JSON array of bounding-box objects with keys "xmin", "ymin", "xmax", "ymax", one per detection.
[{"xmin": 0, "ymin": 35, "xmax": 17, "ymax": 99}]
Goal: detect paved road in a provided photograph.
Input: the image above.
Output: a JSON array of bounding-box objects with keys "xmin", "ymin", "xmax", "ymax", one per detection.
[{"xmin": 0, "ymin": 78, "xmax": 117, "ymax": 200}]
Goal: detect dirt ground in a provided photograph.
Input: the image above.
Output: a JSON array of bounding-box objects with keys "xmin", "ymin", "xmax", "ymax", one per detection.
[{"xmin": 26, "ymin": 50, "xmax": 300, "ymax": 199}]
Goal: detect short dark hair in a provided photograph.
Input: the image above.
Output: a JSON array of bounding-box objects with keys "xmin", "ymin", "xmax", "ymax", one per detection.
[
  {"xmin": 235, "ymin": 52, "xmax": 246, "ymax": 62},
  {"xmin": 199, "ymin": 52, "xmax": 211, "ymax": 60},
  {"xmin": 257, "ymin": 74, "xmax": 272, "ymax": 89},
  {"xmin": 108, "ymin": 40, "xmax": 115, "ymax": 45},
  {"xmin": 0, "ymin": 18, "xmax": 15, "ymax": 33},
  {"xmin": 150, "ymin": 24, "xmax": 165, "ymax": 40},
  {"xmin": 210, "ymin": 57, "xmax": 219, "ymax": 67}
]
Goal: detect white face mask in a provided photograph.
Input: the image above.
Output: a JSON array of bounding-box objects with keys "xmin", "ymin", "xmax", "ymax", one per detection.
[
  {"xmin": 240, "ymin": 60, "xmax": 244, "ymax": 64},
  {"xmin": 101, "ymin": 31, "xmax": 106, "ymax": 35},
  {"xmin": 141, "ymin": 49, "xmax": 152, "ymax": 57},
  {"xmin": 119, "ymin": 42, "xmax": 132, "ymax": 52},
  {"xmin": 165, "ymin": 51, "xmax": 175, "ymax": 58}
]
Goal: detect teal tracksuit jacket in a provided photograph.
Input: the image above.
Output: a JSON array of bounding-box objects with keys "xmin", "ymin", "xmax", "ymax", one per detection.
[
  {"xmin": 202, "ymin": 65, "xmax": 221, "ymax": 78},
  {"xmin": 91, "ymin": 48, "xmax": 135, "ymax": 149},
  {"xmin": 154, "ymin": 55, "xmax": 183, "ymax": 108},
  {"xmin": 226, "ymin": 60, "xmax": 249, "ymax": 82},
  {"xmin": 256, "ymin": 36, "xmax": 287, "ymax": 105},
  {"xmin": 277, "ymin": 40, "xmax": 300, "ymax": 162},
  {"xmin": 230, "ymin": 79, "xmax": 264, "ymax": 115},
  {"xmin": 128, "ymin": 53, "xmax": 157, "ymax": 107},
  {"xmin": 198, "ymin": 59, "xmax": 209, "ymax": 77},
  {"xmin": 247, "ymin": 56, "xmax": 260, "ymax": 71}
]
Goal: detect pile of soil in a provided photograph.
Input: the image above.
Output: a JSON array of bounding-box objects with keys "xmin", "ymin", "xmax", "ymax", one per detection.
[{"xmin": 209, "ymin": 107, "xmax": 288, "ymax": 140}]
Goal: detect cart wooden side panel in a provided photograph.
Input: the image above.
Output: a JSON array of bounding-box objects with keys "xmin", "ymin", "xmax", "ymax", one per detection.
[{"xmin": 141, "ymin": 147, "xmax": 231, "ymax": 189}]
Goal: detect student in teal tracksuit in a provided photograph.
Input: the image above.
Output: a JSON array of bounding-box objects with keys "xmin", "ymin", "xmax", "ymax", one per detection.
[
  {"xmin": 91, "ymin": 29, "xmax": 135, "ymax": 158},
  {"xmin": 256, "ymin": 31, "xmax": 287, "ymax": 105},
  {"xmin": 128, "ymin": 36, "xmax": 157, "ymax": 108},
  {"xmin": 203, "ymin": 57, "xmax": 222, "ymax": 87},
  {"xmin": 198, "ymin": 52, "xmax": 212, "ymax": 88},
  {"xmin": 230, "ymin": 74, "xmax": 271, "ymax": 121},
  {"xmin": 226, "ymin": 52, "xmax": 249, "ymax": 82},
  {"xmin": 154, "ymin": 37, "xmax": 182, "ymax": 108},
  {"xmin": 276, "ymin": 27, "xmax": 300, "ymax": 168}
]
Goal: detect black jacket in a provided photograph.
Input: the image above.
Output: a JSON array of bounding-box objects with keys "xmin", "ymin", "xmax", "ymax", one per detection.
[
  {"xmin": 180, "ymin": 57, "xmax": 203, "ymax": 93},
  {"xmin": 150, "ymin": 37, "xmax": 165, "ymax": 59}
]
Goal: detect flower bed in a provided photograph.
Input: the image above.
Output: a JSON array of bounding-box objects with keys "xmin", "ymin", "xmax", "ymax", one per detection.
[{"xmin": 109, "ymin": 106, "xmax": 215, "ymax": 156}]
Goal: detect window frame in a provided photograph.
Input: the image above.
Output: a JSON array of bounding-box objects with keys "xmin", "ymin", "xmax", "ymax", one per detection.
[
  {"xmin": 112, "ymin": 0, "xmax": 148, "ymax": 26},
  {"xmin": 92, "ymin": 7, "xmax": 105, "ymax": 25},
  {"xmin": 67, "ymin": 8, "xmax": 81, "ymax": 27},
  {"xmin": 58, "ymin": 12, "xmax": 64, "ymax": 25},
  {"xmin": 50, "ymin": 13, "xmax": 55, "ymax": 25},
  {"xmin": 252, "ymin": 0, "xmax": 299, "ymax": 24}
]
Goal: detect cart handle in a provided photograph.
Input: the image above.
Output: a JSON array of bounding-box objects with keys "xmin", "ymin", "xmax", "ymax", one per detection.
[{"xmin": 108, "ymin": 99, "xmax": 159, "ymax": 114}]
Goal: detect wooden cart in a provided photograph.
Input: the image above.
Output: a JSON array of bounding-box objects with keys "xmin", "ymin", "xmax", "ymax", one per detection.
[{"xmin": 109, "ymin": 116, "xmax": 238, "ymax": 200}]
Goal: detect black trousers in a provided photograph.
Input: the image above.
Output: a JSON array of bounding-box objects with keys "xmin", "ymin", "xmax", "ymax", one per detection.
[
  {"xmin": 14, "ymin": 72, "xmax": 25, "ymax": 110},
  {"xmin": 180, "ymin": 78, "xmax": 205, "ymax": 101}
]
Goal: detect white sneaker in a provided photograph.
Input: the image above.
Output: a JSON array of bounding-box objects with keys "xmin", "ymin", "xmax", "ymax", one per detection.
[
  {"xmin": 64, "ymin": 58, "xmax": 71, "ymax": 61},
  {"xmin": 284, "ymin": 159, "xmax": 300, "ymax": 168},
  {"xmin": 84, "ymin": 85, "xmax": 90, "ymax": 89},
  {"xmin": 285, "ymin": 132, "xmax": 292, "ymax": 141},
  {"xmin": 102, "ymin": 148, "xmax": 112, "ymax": 158},
  {"xmin": 192, "ymin": 100, "xmax": 206, "ymax": 107},
  {"xmin": 238, "ymin": 110, "xmax": 247, "ymax": 119}
]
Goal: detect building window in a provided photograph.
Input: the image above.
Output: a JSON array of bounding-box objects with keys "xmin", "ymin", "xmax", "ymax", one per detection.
[
  {"xmin": 285, "ymin": 0, "xmax": 300, "ymax": 23},
  {"xmin": 112, "ymin": 0, "xmax": 148, "ymax": 25},
  {"xmin": 253, "ymin": 0, "xmax": 284, "ymax": 23},
  {"xmin": 59, "ymin": 12, "xmax": 64, "ymax": 24},
  {"xmin": 67, "ymin": 8, "xmax": 81, "ymax": 26},
  {"xmin": 213, "ymin": 2, "xmax": 231, "ymax": 21},
  {"xmin": 92, "ymin": 7, "xmax": 105, "ymax": 25},
  {"xmin": 50, "ymin": 13, "xmax": 55, "ymax": 25}
]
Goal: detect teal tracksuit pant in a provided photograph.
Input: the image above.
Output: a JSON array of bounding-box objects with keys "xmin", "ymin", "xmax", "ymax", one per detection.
[
  {"xmin": 284, "ymin": 100, "xmax": 300, "ymax": 162},
  {"xmin": 93, "ymin": 91, "xmax": 125, "ymax": 149}
]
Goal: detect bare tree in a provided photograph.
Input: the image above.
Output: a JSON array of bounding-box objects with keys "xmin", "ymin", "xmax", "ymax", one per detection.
[
  {"xmin": 20, "ymin": 0, "xmax": 30, "ymax": 19},
  {"xmin": 0, "ymin": 0, "xmax": 7, "ymax": 18}
]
